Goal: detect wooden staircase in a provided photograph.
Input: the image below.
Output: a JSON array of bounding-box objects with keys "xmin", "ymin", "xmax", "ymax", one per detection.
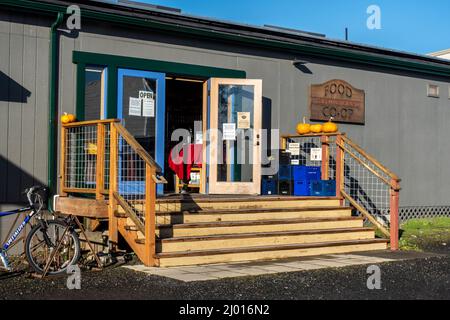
[
  {"xmin": 115, "ymin": 196, "xmax": 388, "ymax": 267},
  {"xmin": 58, "ymin": 120, "xmax": 399, "ymax": 269}
]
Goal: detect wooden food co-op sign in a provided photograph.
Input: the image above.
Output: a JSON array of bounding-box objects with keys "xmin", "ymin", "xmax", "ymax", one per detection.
[{"xmin": 310, "ymin": 80, "xmax": 365, "ymax": 124}]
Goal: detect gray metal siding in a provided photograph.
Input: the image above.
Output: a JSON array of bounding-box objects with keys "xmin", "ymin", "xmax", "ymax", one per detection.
[
  {"xmin": 0, "ymin": 10, "xmax": 50, "ymax": 204},
  {"xmin": 61, "ymin": 21, "xmax": 450, "ymax": 208},
  {"xmin": 2, "ymin": 12, "xmax": 450, "ymax": 210}
]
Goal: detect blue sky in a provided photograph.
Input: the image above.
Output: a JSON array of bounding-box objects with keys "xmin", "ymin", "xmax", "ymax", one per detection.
[{"xmin": 136, "ymin": 0, "xmax": 449, "ymax": 55}]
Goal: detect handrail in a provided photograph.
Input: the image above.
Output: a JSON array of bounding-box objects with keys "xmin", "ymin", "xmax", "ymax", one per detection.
[
  {"xmin": 62, "ymin": 118, "xmax": 120, "ymax": 128},
  {"xmin": 114, "ymin": 123, "xmax": 162, "ymax": 173},
  {"xmin": 340, "ymin": 135, "xmax": 401, "ymax": 183},
  {"xmin": 281, "ymin": 131, "xmax": 400, "ymax": 251}
]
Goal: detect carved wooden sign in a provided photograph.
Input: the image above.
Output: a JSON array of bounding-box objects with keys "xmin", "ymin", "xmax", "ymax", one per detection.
[{"xmin": 309, "ymin": 80, "xmax": 365, "ymax": 124}]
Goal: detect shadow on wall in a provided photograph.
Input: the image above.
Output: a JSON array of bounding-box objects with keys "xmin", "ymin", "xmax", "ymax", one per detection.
[
  {"xmin": 0, "ymin": 155, "xmax": 45, "ymax": 204},
  {"xmin": 0, "ymin": 71, "xmax": 31, "ymax": 103}
]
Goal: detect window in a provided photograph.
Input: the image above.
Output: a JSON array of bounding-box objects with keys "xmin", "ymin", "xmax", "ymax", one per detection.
[
  {"xmin": 427, "ymin": 84, "xmax": 440, "ymax": 98},
  {"xmin": 84, "ymin": 66, "xmax": 107, "ymax": 120}
]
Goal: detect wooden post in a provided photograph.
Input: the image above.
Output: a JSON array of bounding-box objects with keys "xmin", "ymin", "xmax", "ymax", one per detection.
[
  {"xmin": 145, "ymin": 164, "xmax": 156, "ymax": 266},
  {"xmin": 108, "ymin": 123, "xmax": 118, "ymax": 245},
  {"xmin": 321, "ymin": 135, "xmax": 329, "ymax": 180},
  {"xmin": 390, "ymin": 179, "xmax": 400, "ymax": 251},
  {"xmin": 59, "ymin": 126, "xmax": 68, "ymax": 197},
  {"xmin": 95, "ymin": 123, "xmax": 105, "ymax": 200},
  {"xmin": 335, "ymin": 135, "xmax": 344, "ymax": 199}
]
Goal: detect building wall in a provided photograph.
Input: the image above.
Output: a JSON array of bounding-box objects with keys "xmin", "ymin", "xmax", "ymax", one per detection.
[
  {"xmin": 0, "ymin": 10, "xmax": 51, "ymax": 253},
  {"xmin": 56, "ymin": 20, "xmax": 450, "ymax": 208},
  {"xmin": 0, "ymin": 10, "xmax": 50, "ymax": 208},
  {"xmin": 2, "ymin": 11, "xmax": 450, "ymax": 212}
]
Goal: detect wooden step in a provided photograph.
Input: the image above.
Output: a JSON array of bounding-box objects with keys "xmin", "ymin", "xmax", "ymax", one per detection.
[
  {"xmin": 157, "ymin": 239, "xmax": 389, "ymax": 267},
  {"xmin": 155, "ymin": 196, "xmax": 341, "ymax": 212},
  {"xmin": 156, "ymin": 206, "xmax": 352, "ymax": 225},
  {"xmin": 157, "ymin": 216, "xmax": 363, "ymax": 238},
  {"xmin": 158, "ymin": 228, "xmax": 375, "ymax": 252}
]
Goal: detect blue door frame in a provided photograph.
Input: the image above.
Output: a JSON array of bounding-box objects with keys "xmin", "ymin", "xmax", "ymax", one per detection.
[{"xmin": 117, "ymin": 68, "xmax": 166, "ymax": 195}]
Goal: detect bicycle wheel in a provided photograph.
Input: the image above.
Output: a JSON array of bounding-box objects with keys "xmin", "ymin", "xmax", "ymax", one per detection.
[{"xmin": 25, "ymin": 219, "xmax": 81, "ymax": 275}]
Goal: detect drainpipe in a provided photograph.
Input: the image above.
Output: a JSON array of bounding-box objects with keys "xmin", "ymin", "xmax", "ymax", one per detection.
[{"xmin": 48, "ymin": 12, "xmax": 64, "ymax": 211}]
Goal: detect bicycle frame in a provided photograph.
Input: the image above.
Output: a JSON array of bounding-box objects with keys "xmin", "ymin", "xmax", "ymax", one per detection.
[{"xmin": 0, "ymin": 206, "xmax": 35, "ymax": 251}]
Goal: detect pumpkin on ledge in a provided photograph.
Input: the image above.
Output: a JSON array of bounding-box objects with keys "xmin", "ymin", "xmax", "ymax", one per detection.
[
  {"xmin": 296, "ymin": 117, "xmax": 311, "ymax": 135},
  {"xmin": 61, "ymin": 112, "xmax": 76, "ymax": 124},
  {"xmin": 323, "ymin": 117, "xmax": 338, "ymax": 133},
  {"xmin": 310, "ymin": 123, "xmax": 323, "ymax": 133}
]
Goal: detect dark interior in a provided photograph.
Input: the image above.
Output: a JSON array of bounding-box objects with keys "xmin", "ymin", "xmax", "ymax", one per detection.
[{"xmin": 164, "ymin": 77, "xmax": 204, "ymax": 193}]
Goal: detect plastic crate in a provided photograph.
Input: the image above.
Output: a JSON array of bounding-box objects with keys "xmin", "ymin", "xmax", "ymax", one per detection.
[
  {"xmin": 278, "ymin": 180, "xmax": 292, "ymax": 196},
  {"xmin": 262, "ymin": 176, "xmax": 278, "ymax": 195},
  {"xmin": 309, "ymin": 180, "xmax": 336, "ymax": 196},
  {"xmin": 292, "ymin": 166, "xmax": 321, "ymax": 182},
  {"xmin": 278, "ymin": 165, "xmax": 292, "ymax": 180},
  {"xmin": 293, "ymin": 180, "xmax": 309, "ymax": 196}
]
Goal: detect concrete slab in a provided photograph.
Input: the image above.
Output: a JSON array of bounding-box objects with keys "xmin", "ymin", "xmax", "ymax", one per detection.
[{"xmin": 123, "ymin": 251, "xmax": 436, "ymax": 282}]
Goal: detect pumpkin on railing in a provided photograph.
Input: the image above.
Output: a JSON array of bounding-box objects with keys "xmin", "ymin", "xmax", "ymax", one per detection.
[
  {"xmin": 296, "ymin": 117, "xmax": 338, "ymax": 135},
  {"xmin": 61, "ymin": 112, "xmax": 76, "ymax": 124},
  {"xmin": 296, "ymin": 117, "xmax": 311, "ymax": 135},
  {"xmin": 323, "ymin": 117, "xmax": 338, "ymax": 133}
]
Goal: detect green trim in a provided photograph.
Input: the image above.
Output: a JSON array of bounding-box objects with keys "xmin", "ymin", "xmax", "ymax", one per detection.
[
  {"xmin": 75, "ymin": 62, "xmax": 85, "ymax": 120},
  {"xmin": 106, "ymin": 65, "xmax": 118, "ymax": 119},
  {"xmin": 73, "ymin": 51, "xmax": 246, "ymax": 121},
  {"xmin": 3, "ymin": 0, "xmax": 450, "ymax": 78},
  {"xmin": 72, "ymin": 51, "xmax": 247, "ymax": 79},
  {"xmin": 48, "ymin": 12, "xmax": 64, "ymax": 211}
]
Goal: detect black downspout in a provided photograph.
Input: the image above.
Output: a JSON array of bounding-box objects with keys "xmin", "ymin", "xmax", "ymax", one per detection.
[{"xmin": 48, "ymin": 12, "xmax": 64, "ymax": 211}]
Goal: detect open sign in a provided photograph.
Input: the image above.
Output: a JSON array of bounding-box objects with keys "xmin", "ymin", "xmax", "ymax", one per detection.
[{"xmin": 139, "ymin": 91, "xmax": 153, "ymax": 100}]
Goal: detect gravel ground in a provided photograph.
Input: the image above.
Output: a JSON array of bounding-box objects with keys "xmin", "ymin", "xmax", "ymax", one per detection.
[{"xmin": 1, "ymin": 254, "xmax": 450, "ymax": 300}]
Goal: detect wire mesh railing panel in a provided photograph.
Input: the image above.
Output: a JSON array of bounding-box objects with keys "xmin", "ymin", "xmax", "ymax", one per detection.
[
  {"xmin": 341, "ymin": 139, "xmax": 392, "ymax": 226},
  {"xmin": 104, "ymin": 125, "xmax": 111, "ymax": 193},
  {"xmin": 116, "ymin": 135, "xmax": 147, "ymax": 226},
  {"xmin": 285, "ymin": 136, "xmax": 322, "ymax": 167},
  {"xmin": 64, "ymin": 125, "xmax": 98, "ymax": 190},
  {"xmin": 327, "ymin": 136, "xmax": 337, "ymax": 181}
]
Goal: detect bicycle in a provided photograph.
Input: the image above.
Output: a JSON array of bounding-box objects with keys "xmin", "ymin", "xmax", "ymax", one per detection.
[{"xmin": 0, "ymin": 186, "xmax": 81, "ymax": 275}]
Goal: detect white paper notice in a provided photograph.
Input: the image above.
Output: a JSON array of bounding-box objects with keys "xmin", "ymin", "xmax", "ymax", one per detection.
[
  {"xmin": 288, "ymin": 143, "xmax": 300, "ymax": 156},
  {"xmin": 237, "ymin": 112, "xmax": 251, "ymax": 129},
  {"xmin": 311, "ymin": 148, "xmax": 322, "ymax": 161},
  {"xmin": 223, "ymin": 123, "xmax": 236, "ymax": 141},
  {"xmin": 142, "ymin": 98, "xmax": 155, "ymax": 117},
  {"xmin": 195, "ymin": 132, "xmax": 203, "ymax": 145},
  {"xmin": 129, "ymin": 97, "xmax": 141, "ymax": 116}
]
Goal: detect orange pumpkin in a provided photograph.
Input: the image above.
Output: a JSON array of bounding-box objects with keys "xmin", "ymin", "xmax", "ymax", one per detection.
[
  {"xmin": 67, "ymin": 113, "xmax": 76, "ymax": 123},
  {"xmin": 310, "ymin": 124, "xmax": 323, "ymax": 133},
  {"xmin": 61, "ymin": 112, "xmax": 76, "ymax": 124},
  {"xmin": 323, "ymin": 117, "xmax": 338, "ymax": 133},
  {"xmin": 296, "ymin": 117, "xmax": 311, "ymax": 135}
]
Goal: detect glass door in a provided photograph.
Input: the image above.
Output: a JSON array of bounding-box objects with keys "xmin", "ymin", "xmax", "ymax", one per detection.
[
  {"xmin": 117, "ymin": 68, "xmax": 166, "ymax": 195},
  {"xmin": 206, "ymin": 78, "xmax": 262, "ymax": 194}
]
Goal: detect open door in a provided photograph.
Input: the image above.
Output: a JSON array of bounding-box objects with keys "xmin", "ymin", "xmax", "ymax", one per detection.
[
  {"xmin": 117, "ymin": 68, "xmax": 166, "ymax": 195},
  {"xmin": 205, "ymin": 78, "xmax": 262, "ymax": 195}
]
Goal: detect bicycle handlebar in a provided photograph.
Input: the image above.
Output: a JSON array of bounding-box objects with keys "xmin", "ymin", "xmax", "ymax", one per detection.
[{"xmin": 23, "ymin": 186, "xmax": 47, "ymax": 209}]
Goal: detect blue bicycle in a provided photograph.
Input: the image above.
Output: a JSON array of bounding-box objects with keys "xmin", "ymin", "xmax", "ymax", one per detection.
[{"xmin": 0, "ymin": 186, "xmax": 80, "ymax": 275}]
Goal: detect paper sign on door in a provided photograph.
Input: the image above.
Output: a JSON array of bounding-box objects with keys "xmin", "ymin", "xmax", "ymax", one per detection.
[
  {"xmin": 129, "ymin": 97, "xmax": 141, "ymax": 116},
  {"xmin": 223, "ymin": 123, "xmax": 236, "ymax": 141},
  {"xmin": 237, "ymin": 112, "xmax": 251, "ymax": 129},
  {"xmin": 139, "ymin": 91, "xmax": 155, "ymax": 117}
]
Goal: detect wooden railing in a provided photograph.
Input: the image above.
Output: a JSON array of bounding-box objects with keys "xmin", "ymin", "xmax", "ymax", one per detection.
[
  {"xmin": 60, "ymin": 119, "xmax": 119, "ymax": 199},
  {"xmin": 60, "ymin": 119, "xmax": 166, "ymax": 266},
  {"xmin": 109, "ymin": 122, "xmax": 166, "ymax": 266},
  {"xmin": 281, "ymin": 132, "xmax": 401, "ymax": 250}
]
